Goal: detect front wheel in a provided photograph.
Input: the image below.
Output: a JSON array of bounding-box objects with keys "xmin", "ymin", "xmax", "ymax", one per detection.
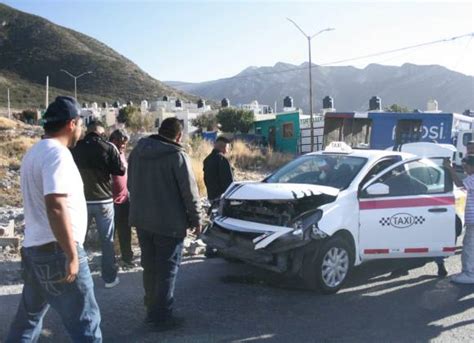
[{"xmin": 302, "ymin": 237, "xmax": 353, "ymax": 294}]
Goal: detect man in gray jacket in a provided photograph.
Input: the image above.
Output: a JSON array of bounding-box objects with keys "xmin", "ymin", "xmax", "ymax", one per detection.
[{"xmin": 128, "ymin": 117, "xmax": 201, "ymax": 331}]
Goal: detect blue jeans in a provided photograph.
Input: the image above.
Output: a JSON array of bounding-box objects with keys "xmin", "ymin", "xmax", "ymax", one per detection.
[
  {"xmin": 6, "ymin": 244, "xmax": 102, "ymax": 343},
  {"xmin": 137, "ymin": 228, "xmax": 184, "ymax": 321},
  {"xmin": 87, "ymin": 203, "xmax": 118, "ymax": 283}
]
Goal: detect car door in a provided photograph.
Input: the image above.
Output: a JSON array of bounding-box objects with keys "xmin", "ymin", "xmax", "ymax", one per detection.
[{"xmin": 358, "ymin": 157, "xmax": 456, "ymax": 260}]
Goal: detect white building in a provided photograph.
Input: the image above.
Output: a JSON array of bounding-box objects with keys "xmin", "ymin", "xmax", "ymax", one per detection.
[
  {"xmin": 240, "ymin": 100, "xmax": 272, "ymax": 115},
  {"xmin": 145, "ymin": 97, "xmax": 212, "ymax": 138},
  {"xmin": 81, "ymin": 104, "xmax": 118, "ymax": 128}
]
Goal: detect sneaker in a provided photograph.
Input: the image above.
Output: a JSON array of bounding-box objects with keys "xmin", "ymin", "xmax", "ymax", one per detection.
[
  {"xmin": 105, "ymin": 277, "xmax": 120, "ymax": 289},
  {"xmin": 149, "ymin": 316, "xmax": 185, "ymax": 332},
  {"xmin": 450, "ymin": 273, "xmax": 474, "ymax": 284}
]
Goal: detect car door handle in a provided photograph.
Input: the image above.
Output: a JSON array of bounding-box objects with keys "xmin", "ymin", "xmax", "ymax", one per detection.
[{"xmin": 428, "ymin": 208, "xmax": 447, "ymax": 213}]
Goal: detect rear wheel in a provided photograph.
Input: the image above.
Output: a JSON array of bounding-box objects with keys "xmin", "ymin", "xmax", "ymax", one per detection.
[{"xmin": 303, "ymin": 236, "xmax": 353, "ymax": 294}]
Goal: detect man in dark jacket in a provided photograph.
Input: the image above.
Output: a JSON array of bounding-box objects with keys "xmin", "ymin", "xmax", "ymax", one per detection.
[
  {"xmin": 203, "ymin": 136, "xmax": 233, "ymax": 202},
  {"xmin": 128, "ymin": 117, "xmax": 201, "ymax": 331},
  {"xmin": 72, "ymin": 120, "xmax": 125, "ymax": 288}
]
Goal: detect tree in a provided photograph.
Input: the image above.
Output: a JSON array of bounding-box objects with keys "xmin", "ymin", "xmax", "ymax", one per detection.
[
  {"xmin": 14, "ymin": 109, "xmax": 37, "ymax": 124},
  {"xmin": 117, "ymin": 105, "xmax": 153, "ymax": 132},
  {"xmin": 216, "ymin": 108, "xmax": 255, "ymax": 133},
  {"xmin": 384, "ymin": 104, "xmax": 410, "ymax": 113},
  {"xmin": 192, "ymin": 111, "xmax": 218, "ymax": 131},
  {"xmin": 117, "ymin": 106, "xmax": 136, "ymax": 124}
]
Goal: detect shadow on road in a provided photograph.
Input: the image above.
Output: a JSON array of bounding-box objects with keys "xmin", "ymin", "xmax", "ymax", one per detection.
[{"xmin": 1, "ymin": 256, "xmax": 474, "ymax": 342}]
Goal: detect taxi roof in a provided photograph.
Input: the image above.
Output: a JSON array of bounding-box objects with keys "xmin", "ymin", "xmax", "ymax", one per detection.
[{"xmin": 306, "ymin": 148, "xmax": 415, "ymax": 163}]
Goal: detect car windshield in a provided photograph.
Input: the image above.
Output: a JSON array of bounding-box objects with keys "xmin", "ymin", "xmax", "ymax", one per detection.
[{"xmin": 266, "ymin": 154, "xmax": 368, "ymax": 190}]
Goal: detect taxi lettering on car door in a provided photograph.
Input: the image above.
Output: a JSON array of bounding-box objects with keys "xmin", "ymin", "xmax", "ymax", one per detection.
[{"xmin": 358, "ymin": 158, "xmax": 456, "ymax": 259}]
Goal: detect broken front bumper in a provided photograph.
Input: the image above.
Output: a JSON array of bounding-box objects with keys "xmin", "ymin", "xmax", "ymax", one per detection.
[{"xmin": 201, "ymin": 216, "xmax": 312, "ymax": 273}]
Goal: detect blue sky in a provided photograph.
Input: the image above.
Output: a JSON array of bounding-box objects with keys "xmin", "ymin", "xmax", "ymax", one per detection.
[{"xmin": 3, "ymin": 0, "xmax": 473, "ymax": 82}]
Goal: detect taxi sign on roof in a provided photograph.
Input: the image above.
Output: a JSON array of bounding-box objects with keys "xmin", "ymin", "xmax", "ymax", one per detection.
[{"xmin": 324, "ymin": 141, "xmax": 353, "ymax": 154}]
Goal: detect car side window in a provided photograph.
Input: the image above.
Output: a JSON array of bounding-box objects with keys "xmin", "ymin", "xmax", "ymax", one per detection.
[
  {"xmin": 362, "ymin": 160, "xmax": 449, "ymax": 198},
  {"xmin": 360, "ymin": 157, "xmax": 401, "ymax": 187}
]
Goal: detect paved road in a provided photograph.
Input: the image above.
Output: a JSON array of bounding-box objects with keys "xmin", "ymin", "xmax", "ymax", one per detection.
[{"xmin": 1, "ymin": 250, "xmax": 474, "ymax": 343}]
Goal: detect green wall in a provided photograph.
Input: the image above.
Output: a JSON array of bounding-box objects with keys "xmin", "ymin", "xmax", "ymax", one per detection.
[{"xmin": 254, "ymin": 111, "xmax": 300, "ymax": 154}]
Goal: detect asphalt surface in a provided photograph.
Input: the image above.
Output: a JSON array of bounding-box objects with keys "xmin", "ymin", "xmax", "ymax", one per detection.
[{"xmin": 1, "ymin": 250, "xmax": 474, "ymax": 343}]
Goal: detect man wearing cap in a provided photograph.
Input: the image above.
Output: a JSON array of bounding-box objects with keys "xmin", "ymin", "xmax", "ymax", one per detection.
[
  {"xmin": 6, "ymin": 96, "xmax": 102, "ymax": 342},
  {"xmin": 72, "ymin": 120, "xmax": 125, "ymax": 288}
]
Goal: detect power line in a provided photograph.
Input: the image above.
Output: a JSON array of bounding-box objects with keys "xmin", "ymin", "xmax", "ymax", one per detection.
[
  {"xmin": 214, "ymin": 32, "xmax": 474, "ymax": 82},
  {"xmin": 319, "ymin": 32, "xmax": 474, "ymax": 66}
]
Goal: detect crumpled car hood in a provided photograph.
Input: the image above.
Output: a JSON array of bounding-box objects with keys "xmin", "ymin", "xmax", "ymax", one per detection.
[{"xmin": 224, "ymin": 182, "xmax": 339, "ymax": 201}]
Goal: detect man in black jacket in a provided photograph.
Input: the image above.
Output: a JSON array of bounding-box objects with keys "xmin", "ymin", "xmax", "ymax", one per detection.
[
  {"xmin": 128, "ymin": 118, "xmax": 201, "ymax": 331},
  {"xmin": 72, "ymin": 120, "xmax": 125, "ymax": 288},
  {"xmin": 203, "ymin": 136, "xmax": 233, "ymax": 202}
]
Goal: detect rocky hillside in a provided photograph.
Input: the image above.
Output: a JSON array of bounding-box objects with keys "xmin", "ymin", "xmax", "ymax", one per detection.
[
  {"xmin": 0, "ymin": 3, "xmax": 193, "ymax": 108},
  {"xmin": 168, "ymin": 62, "xmax": 474, "ymax": 113}
]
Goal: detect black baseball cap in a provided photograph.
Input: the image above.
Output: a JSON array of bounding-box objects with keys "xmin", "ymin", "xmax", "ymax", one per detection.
[{"xmin": 43, "ymin": 96, "xmax": 81, "ymax": 123}]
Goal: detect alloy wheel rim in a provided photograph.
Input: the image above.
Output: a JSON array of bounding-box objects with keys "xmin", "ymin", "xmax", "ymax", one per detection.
[{"xmin": 321, "ymin": 247, "xmax": 349, "ymax": 288}]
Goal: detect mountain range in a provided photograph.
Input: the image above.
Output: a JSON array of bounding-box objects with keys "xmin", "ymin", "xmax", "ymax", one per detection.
[
  {"xmin": 167, "ymin": 62, "xmax": 474, "ymax": 113},
  {"xmin": 0, "ymin": 3, "xmax": 190, "ymax": 109}
]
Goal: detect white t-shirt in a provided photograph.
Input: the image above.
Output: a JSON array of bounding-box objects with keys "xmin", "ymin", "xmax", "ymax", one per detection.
[{"xmin": 21, "ymin": 138, "xmax": 88, "ymax": 247}]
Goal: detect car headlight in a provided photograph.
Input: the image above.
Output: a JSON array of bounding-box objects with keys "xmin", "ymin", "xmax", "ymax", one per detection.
[{"xmin": 291, "ymin": 210, "xmax": 324, "ymax": 238}]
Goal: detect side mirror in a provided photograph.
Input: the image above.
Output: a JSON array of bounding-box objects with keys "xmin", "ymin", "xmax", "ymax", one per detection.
[{"xmin": 365, "ymin": 183, "xmax": 390, "ymax": 196}]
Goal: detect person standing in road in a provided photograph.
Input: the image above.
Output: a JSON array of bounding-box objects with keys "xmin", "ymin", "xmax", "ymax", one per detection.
[
  {"xmin": 6, "ymin": 96, "xmax": 102, "ymax": 342},
  {"xmin": 203, "ymin": 136, "xmax": 233, "ymax": 203},
  {"xmin": 109, "ymin": 129, "xmax": 135, "ymax": 268},
  {"xmin": 128, "ymin": 117, "xmax": 201, "ymax": 331},
  {"xmin": 446, "ymin": 156, "xmax": 474, "ymax": 283},
  {"xmin": 72, "ymin": 120, "xmax": 125, "ymax": 288},
  {"xmin": 203, "ymin": 136, "xmax": 233, "ymax": 257}
]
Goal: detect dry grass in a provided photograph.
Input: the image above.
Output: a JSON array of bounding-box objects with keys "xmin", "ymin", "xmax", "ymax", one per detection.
[
  {"xmin": 187, "ymin": 138, "xmax": 213, "ymax": 196},
  {"xmin": 0, "ymin": 117, "xmax": 24, "ymax": 131},
  {"xmin": 0, "ymin": 137, "xmax": 38, "ymax": 168},
  {"xmin": 187, "ymin": 138, "xmax": 293, "ymax": 196},
  {"xmin": 228, "ymin": 140, "xmax": 293, "ymax": 171}
]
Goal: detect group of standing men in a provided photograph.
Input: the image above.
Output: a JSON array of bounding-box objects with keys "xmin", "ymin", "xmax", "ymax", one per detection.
[{"xmin": 6, "ymin": 95, "xmax": 234, "ymax": 341}]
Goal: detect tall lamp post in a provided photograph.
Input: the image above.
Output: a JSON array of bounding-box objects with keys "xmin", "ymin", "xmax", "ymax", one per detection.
[
  {"xmin": 287, "ymin": 18, "xmax": 334, "ymax": 151},
  {"xmin": 60, "ymin": 69, "xmax": 92, "ymax": 100}
]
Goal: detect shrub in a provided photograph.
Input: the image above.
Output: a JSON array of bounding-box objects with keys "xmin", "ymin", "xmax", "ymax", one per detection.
[
  {"xmin": 192, "ymin": 111, "xmax": 218, "ymax": 131},
  {"xmin": 216, "ymin": 108, "xmax": 254, "ymax": 133},
  {"xmin": 118, "ymin": 106, "xmax": 154, "ymax": 132}
]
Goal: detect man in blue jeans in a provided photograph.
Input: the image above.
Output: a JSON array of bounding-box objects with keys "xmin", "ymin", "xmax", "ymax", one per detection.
[
  {"xmin": 128, "ymin": 118, "xmax": 201, "ymax": 331},
  {"xmin": 6, "ymin": 96, "xmax": 102, "ymax": 342},
  {"xmin": 72, "ymin": 120, "xmax": 125, "ymax": 288}
]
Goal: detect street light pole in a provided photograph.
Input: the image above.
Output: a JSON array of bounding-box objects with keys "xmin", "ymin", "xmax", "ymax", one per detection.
[
  {"xmin": 287, "ymin": 18, "xmax": 334, "ymax": 151},
  {"xmin": 60, "ymin": 69, "xmax": 92, "ymax": 100}
]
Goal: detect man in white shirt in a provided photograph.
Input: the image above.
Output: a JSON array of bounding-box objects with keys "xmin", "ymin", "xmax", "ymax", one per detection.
[{"xmin": 6, "ymin": 96, "xmax": 102, "ymax": 342}]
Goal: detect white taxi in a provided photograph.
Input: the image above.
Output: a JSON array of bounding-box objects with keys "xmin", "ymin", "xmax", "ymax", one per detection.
[{"xmin": 202, "ymin": 142, "xmax": 461, "ymax": 294}]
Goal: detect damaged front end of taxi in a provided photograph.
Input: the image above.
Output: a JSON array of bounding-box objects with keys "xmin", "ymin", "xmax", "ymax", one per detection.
[{"xmin": 201, "ymin": 182, "xmax": 338, "ymax": 274}]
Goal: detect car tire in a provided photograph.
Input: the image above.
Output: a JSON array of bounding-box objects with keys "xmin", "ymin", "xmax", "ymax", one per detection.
[{"xmin": 302, "ymin": 236, "xmax": 353, "ymax": 294}]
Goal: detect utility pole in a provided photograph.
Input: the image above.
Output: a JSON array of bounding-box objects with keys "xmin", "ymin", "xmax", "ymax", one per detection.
[
  {"xmin": 60, "ymin": 69, "xmax": 92, "ymax": 100},
  {"xmin": 45, "ymin": 76, "xmax": 49, "ymax": 108},
  {"xmin": 7, "ymin": 88, "xmax": 11, "ymax": 119},
  {"xmin": 287, "ymin": 18, "xmax": 334, "ymax": 151}
]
